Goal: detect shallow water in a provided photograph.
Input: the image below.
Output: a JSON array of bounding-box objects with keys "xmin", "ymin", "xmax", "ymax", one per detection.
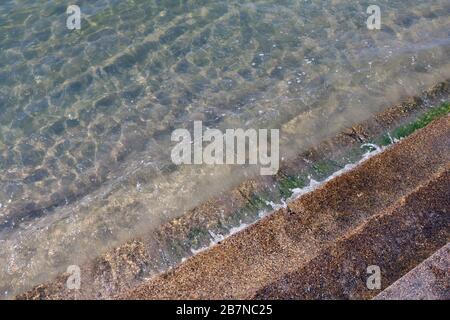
[{"xmin": 0, "ymin": 0, "xmax": 449, "ymax": 298}]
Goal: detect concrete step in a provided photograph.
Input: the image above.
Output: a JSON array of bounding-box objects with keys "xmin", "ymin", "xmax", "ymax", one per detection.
[{"xmin": 374, "ymin": 243, "xmax": 449, "ymax": 300}]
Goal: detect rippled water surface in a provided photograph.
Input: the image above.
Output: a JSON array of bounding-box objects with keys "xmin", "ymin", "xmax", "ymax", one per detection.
[{"xmin": 1, "ymin": 0, "xmax": 449, "ymax": 297}]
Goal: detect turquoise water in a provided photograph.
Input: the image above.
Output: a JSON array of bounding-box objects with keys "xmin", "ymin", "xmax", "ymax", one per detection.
[{"xmin": 0, "ymin": 0, "xmax": 449, "ymax": 298}]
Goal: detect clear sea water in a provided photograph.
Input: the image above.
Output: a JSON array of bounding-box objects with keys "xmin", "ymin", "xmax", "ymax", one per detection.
[{"xmin": 0, "ymin": 0, "xmax": 449, "ymax": 298}]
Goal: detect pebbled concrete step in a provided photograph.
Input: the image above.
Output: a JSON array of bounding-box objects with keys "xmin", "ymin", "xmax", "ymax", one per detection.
[{"xmin": 374, "ymin": 243, "xmax": 450, "ymax": 300}]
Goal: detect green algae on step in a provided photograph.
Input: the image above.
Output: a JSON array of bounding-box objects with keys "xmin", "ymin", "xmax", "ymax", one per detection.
[{"xmin": 379, "ymin": 101, "xmax": 450, "ymax": 145}]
